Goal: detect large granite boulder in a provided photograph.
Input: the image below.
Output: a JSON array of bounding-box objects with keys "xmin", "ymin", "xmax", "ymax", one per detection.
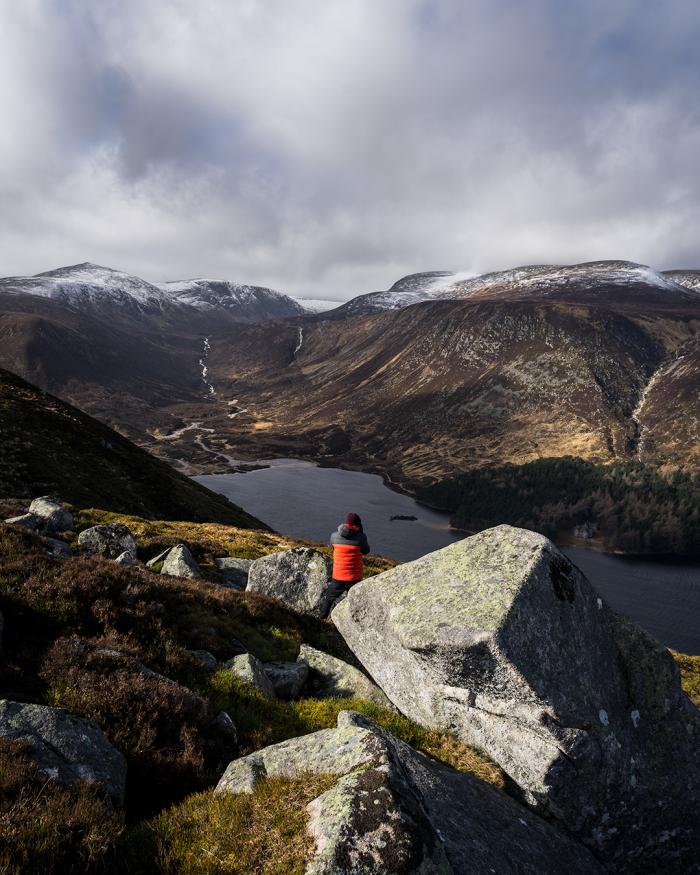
[
  {"xmin": 78, "ymin": 523, "xmax": 137, "ymax": 559},
  {"xmin": 28, "ymin": 496, "xmax": 74, "ymax": 533},
  {"xmin": 0, "ymin": 700, "xmax": 126, "ymax": 806},
  {"xmin": 160, "ymin": 544, "xmax": 201, "ymax": 578},
  {"xmin": 216, "ymin": 710, "xmax": 602, "ymax": 874},
  {"xmin": 246, "ymin": 548, "xmax": 332, "ymax": 617},
  {"xmin": 297, "ymin": 644, "xmax": 390, "ymax": 707},
  {"xmin": 333, "ymin": 526, "xmax": 700, "ymax": 870}
]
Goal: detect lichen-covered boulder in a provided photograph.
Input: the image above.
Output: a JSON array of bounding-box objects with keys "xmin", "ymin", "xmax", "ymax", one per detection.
[
  {"xmin": 332, "ymin": 526, "xmax": 700, "ymax": 870},
  {"xmin": 214, "ymin": 556, "xmax": 252, "ymax": 590},
  {"xmin": 0, "ymin": 700, "xmax": 126, "ymax": 807},
  {"xmin": 297, "ymin": 644, "xmax": 390, "ymax": 707},
  {"xmin": 78, "ymin": 523, "xmax": 137, "ymax": 559},
  {"xmin": 246, "ymin": 548, "xmax": 332, "ymax": 618},
  {"xmin": 263, "ymin": 661, "xmax": 309, "ymax": 699},
  {"xmin": 216, "ymin": 710, "xmax": 602, "ymax": 874},
  {"xmin": 160, "ymin": 544, "xmax": 201, "ymax": 578},
  {"xmin": 28, "ymin": 496, "xmax": 73, "ymax": 533},
  {"xmin": 224, "ymin": 653, "xmax": 276, "ymax": 699}
]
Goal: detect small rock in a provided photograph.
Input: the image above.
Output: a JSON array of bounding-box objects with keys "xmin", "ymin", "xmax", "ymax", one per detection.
[
  {"xmin": 114, "ymin": 550, "xmax": 135, "ymax": 566},
  {"xmin": 205, "ymin": 710, "xmax": 238, "ymax": 748},
  {"xmin": 0, "ymin": 699, "xmax": 126, "ymax": 807},
  {"xmin": 214, "ymin": 557, "xmax": 252, "ymax": 590},
  {"xmin": 160, "ymin": 544, "xmax": 201, "ymax": 578},
  {"xmin": 246, "ymin": 548, "xmax": 332, "ymax": 618},
  {"xmin": 263, "ymin": 661, "xmax": 309, "ymax": 699},
  {"xmin": 224, "ymin": 653, "xmax": 276, "ymax": 699},
  {"xmin": 146, "ymin": 548, "xmax": 171, "ymax": 568},
  {"xmin": 4, "ymin": 513, "xmax": 42, "ymax": 531},
  {"xmin": 0, "ymin": 610, "xmax": 4, "ymax": 657},
  {"xmin": 42, "ymin": 537, "xmax": 72, "ymax": 558},
  {"xmin": 191, "ymin": 650, "xmax": 218, "ymax": 672},
  {"xmin": 28, "ymin": 496, "xmax": 73, "ymax": 533},
  {"xmin": 297, "ymin": 644, "xmax": 390, "ymax": 707},
  {"xmin": 78, "ymin": 524, "xmax": 137, "ymax": 560}
]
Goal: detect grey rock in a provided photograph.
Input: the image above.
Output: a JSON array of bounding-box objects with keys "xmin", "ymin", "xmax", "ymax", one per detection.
[
  {"xmin": 297, "ymin": 644, "xmax": 390, "ymax": 707},
  {"xmin": 78, "ymin": 524, "xmax": 137, "ymax": 560},
  {"xmin": 246, "ymin": 547, "xmax": 332, "ymax": 617},
  {"xmin": 263, "ymin": 661, "xmax": 309, "ymax": 699},
  {"xmin": 333, "ymin": 525, "xmax": 700, "ymax": 870},
  {"xmin": 0, "ymin": 700, "xmax": 126, "ymax": 807},
  {"xmin": 224, "ymin": 652, "xmax": 276, "ymax": 699},
  {"xmin": 191, "ymin": 649, "xmax": 218, "ymax": 672},
  {"xmin": 216, "ymin": 710, "xmax": 602, "ymax": 874},
  {"xmin": 0, "ymin": 610, "xmax": 3, "ymax": 657},
  {"xmin": 160, "ymin": 544, "xmax": 201, "ymax": 579},
  {"xmin": 114, "ymin": 550, "xmax": 135, "ymax": 566},
  {"xmin": 28, "ymin": 496, "xmax": 73, "ymax": 532},
  {"xmin": 42, "ymin": 536, "xmax": 72, "ymax": 558},
  {"xmin": 214, "ymin": 556, "xmax": 252, "ymax": 589},
  {"xmin": 146, "ymin": 548, "xmax": 171, "ymax": 567},
  {"xmin": 205, "ymin": 710, "xmax": 238, "ymax": 748},
  {"xmin": 4, "ymin": 512, "xmax": 41, "ymax": 531}
]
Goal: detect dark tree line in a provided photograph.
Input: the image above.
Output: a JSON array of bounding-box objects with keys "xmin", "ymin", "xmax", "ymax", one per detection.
[{"xmin": 420, "ymin": 457, "xmax": 700, "ymax": 555}]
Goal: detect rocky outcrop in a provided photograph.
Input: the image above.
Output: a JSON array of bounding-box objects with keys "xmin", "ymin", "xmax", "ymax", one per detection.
[
  {"xmin": 28, "ymin": 496, "xmax": 74, "ymax": 532},
  {"xmin": 160, "ymin": 544, "xmax": 201, "ymax": 578},
  {"xmin": 297, "ymin": 644, "xmax": 390, "ymax": 707},
  {"xmin": 263, "ymin": 661, "xmax": 308, "ymax": 699},
  {"xmin": 216, "ymin": 710, "xmax": 602, "ymax": 874},
  {"xmin": 78, "ymin": 523, "xmax": 137, "ymax": 559},
  {"xmin": 332, "ymin": 526, "xmax": 700, "ymax": 870},
  {"xmin": 5, "ymin": 497, "xmax": 73, "ymax": 535},
  {"xmin": 214, "ymin": 556, "xmax": 252, "ymax": 589},
  {"xmin": 224, "ymin": 653, "xmax": 276, "ymax": 699},
  {"xmin": 0, "ymin": 700, "xmax": 126, "ymax": 806},
  {"xmin": 246, "ymin": 548, "xmax": 332, "ymax": 618},
  {"xmin": 114, "ymin": 550, "xmax": 134, "ymax": 565}
]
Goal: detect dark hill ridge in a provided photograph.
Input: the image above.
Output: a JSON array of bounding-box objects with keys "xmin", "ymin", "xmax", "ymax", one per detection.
[{"xmin": 0, "ymin": 368, "xmax": 264, "ymax": 526}]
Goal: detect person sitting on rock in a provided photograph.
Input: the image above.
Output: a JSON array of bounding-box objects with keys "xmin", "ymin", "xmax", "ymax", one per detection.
[{"xmin": 321, "ymin": 512, "xmax": 370, "ymax": 619}]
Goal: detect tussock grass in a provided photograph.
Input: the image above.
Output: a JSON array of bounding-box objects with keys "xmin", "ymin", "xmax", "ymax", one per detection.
[
  {"xmin": 127, "ymin": 774, "xmax": 336, "ymax": 875},
  {"xmin": 206, "ymin": 670, "xmax": 505, "ymax": 789}
]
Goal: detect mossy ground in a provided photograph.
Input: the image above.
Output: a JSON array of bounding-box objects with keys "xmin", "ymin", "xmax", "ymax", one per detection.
[{"xmin": 675, "ymin": 650, "xmax": 700, "ymax": 706}]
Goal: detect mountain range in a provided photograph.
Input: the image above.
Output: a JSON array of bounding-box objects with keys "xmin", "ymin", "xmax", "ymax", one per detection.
[{"xmin": 1, "ymin": 259, "xmax": 699, "ymax": 495}]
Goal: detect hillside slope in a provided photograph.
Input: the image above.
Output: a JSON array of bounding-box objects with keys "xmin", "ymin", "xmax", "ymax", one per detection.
[{"xmin": 0, "ymin": 368, "xmax": 265, "ymax": 526}]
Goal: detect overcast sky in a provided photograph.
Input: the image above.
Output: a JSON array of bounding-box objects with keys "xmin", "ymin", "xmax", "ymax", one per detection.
[{"xmin": 1, "ymin": 1, "xmax": 699, "ymax": 300}]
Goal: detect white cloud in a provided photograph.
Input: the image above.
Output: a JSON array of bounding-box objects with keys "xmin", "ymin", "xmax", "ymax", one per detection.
[{"xmin": 1, "ymin": 0, "xmax": 699, "ymax": 298}]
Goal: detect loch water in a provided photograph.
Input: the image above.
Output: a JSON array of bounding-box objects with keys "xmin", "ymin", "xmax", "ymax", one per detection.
[{"xmin": 196, "ymin": 459, "xmax": 700, "ymax": 654}]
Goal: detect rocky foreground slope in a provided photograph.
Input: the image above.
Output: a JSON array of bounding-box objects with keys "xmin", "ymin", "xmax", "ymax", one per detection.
[{"xmin": 0, "ymin": 493, "xmax": 698, "ymax": 873}]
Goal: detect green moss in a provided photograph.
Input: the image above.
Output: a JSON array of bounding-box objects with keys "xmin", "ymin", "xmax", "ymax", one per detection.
[
  {"xmin": 674, "ymin": 651, "xmax": 700, "ymax": 707},
  {"xmin": 204, "ymin": 671, "xmax": 504, "ymax": 788},
  {"xmin": 124, "ymin": 773, "xmax": 336, "ymax": 875}
]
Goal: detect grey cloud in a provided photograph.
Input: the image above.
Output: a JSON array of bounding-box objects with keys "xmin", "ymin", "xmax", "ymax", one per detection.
[{"xmin": 1, "ymin": 0, "xmax": 699, "ymax": 299}]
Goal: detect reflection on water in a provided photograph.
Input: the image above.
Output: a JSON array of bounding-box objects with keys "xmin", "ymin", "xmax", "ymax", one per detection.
[{"xmin": 195, "ymin": 461, "xmax": 700, "ymax": 654}]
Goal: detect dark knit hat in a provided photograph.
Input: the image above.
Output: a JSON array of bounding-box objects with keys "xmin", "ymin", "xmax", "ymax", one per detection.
[{"xmin": 345, "ymin": 512, "xmax": 362, "ymax": 528}]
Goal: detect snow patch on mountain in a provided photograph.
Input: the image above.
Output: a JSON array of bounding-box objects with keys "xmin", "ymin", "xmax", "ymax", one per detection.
[
  {"xmin": 157, "ymin": 277, "xmax": 305, "ymax": 315},
  {"xmin": 294, "ymin": 298, "xmax": 341, "ymax": 312},
  {"xmin": 0, "ymin": 263, "xmax": 169, "ymax": 308}
]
